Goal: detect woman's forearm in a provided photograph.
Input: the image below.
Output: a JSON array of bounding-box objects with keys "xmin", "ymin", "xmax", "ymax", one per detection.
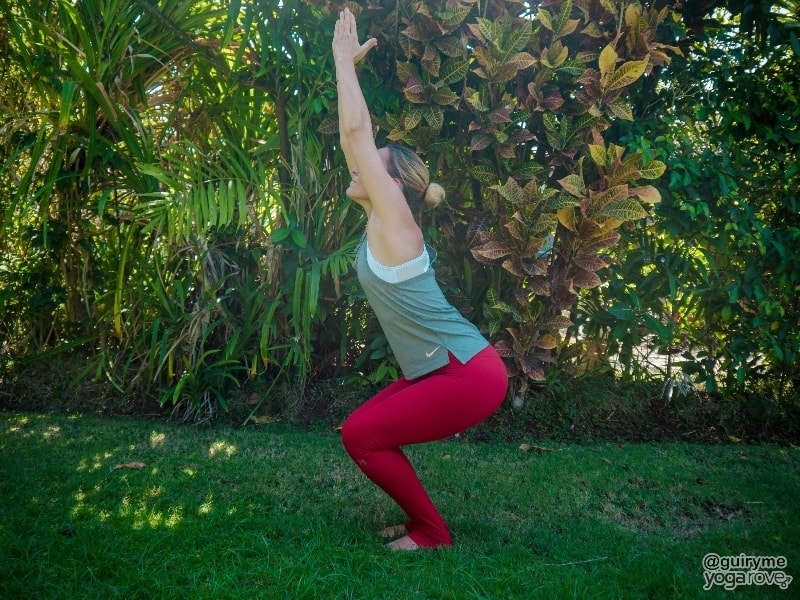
[{"xmin": 335, "ymin": 59, "xmax": 372, "ymax": 141}]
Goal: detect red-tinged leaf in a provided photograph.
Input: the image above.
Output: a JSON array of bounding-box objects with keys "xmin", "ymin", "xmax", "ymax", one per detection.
[
  {"xmin": 542, "ymin": 90, "xmax": 565, "ymax": 110},
  {"xmin": 529, "ymin": 276, "xmax": 551, "ymax": 296},
  {"xmin": 527, "ymin": 368, "xmax": 546, "ymax": 381},
  {"xmin": 113, "ymin": 462, "xmax": 146, "ymax": 470},
  {"xmin": 586, "ymin": 185, "xmax": 628, "ymax": 217},
  {"xmin": 573, "ymin": 252, "xmax": 609, "ymax": 272},
  {"xmin": 316, "ymin": 115, "xmax": 338, "ymax": 135},
  {"xmin": 470, "ymin": 132, "xmax": 493, "ymax": 151},
  {"xmin": 502, "ymin": 258, "xmax": 524, "ymax": 276},
  {"xmin": 608, "ymin": 161, "xmax": 641, "ymax": 186},
  {"xmin": 493, "ymin": 339, "xmax": 516, "ymax": 358},
  {"xmin": 422, "ymin": 46, "xmax": 441, "ymax": 77},
  {"xmin": 401, "ymin": 24, "xmax": 425, "ymax": 42},
  {"xmin": 577, "ymin": 67, "xmax": 600, "ymax": 86},
  {"xmin": 504, "ymin": 218, "xmax": 525, "ymax": 241},
  {"xmin": 522, "ymin": 258, "xmax": 548, "ymax": 276},
  {"xmin": 465, "ymin": 21, "xmax": 483, "ymax": 41},
  {"xmin": 490, "ymin": 107, "xmax": 512, "ymax": 123},
  {"xmin": 497, "ymin": 143, "xmax": 518, "ymax": 159},
  {"xmin": 510, "ymin": 51, "xmax": 536, "ymax": 71},
  {"xmin": 471, "ymin": 241, "xmax": 514, "ymax": 261},
  {"xmin": 493, "ymin": 62, "xmax": 520, "ymax": 83},
  {"xmin": 506, "ymin": 128, "xmax": 535, "ymax": 144},
  {"xmin": 404, "ymin": 78, "xmax": 427, "ymax": 104},
  {"xmin": 492, "ymin": 177, "xmax": 526, "ymax": 205},
  {"xmin": 572, "ymin": 268, "xmax": 602, "ymax": 289},
  {"xmin": 396, "ymin": 61, "xmax": 419, "ymax": 83},
  {"xmin": 630, "ymin": 185, "xmax": 661, "ymax": 203}
]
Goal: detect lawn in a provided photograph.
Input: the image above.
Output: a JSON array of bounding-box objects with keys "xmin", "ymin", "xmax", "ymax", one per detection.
[{"xmin": 1, "ymin": 411, "xmax": 797, "ymax": 599}]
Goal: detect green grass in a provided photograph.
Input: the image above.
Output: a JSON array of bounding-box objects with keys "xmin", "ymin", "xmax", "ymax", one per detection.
[{"xmin": 1, "ymin": 411, "xmax": 797, "ymax": 599}]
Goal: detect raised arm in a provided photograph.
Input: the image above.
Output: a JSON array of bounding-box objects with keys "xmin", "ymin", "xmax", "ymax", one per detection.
[{"xmin": 333, "ymin": 8, "xmax": 423, "ymax": 265}]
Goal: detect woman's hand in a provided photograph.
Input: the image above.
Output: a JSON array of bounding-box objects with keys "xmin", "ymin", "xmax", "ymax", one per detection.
[{"xmin": 333, "ymin": 7, "xmax": 377, "ymax": 66}]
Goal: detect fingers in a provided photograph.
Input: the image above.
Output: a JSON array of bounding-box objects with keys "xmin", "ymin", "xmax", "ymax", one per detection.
[{"xmin": 338, "ymin": 6, "xmax": 356, "ymax": 36}]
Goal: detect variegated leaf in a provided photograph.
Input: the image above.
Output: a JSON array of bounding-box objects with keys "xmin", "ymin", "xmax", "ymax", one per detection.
[
  {"xmin": 597, "ymin": 199, "xmax": 648, "ymax": 221},
  {"xmin": 604, "ymin": 57, "xmax": 649, "ymax": 92}
]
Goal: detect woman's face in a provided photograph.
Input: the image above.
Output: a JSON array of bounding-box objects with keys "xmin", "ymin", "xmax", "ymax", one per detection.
[{"xmin": 346, "ymin": 147, "xmax": 394, "ymax": 204}]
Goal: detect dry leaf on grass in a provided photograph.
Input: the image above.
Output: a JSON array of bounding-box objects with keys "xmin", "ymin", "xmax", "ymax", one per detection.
[
  {"xmin": 113, "ymin": 462, "xmax": 146, "ymax": 470},
  {"xmin": 247, "ymin": 415, "xmax": 276, "ymax": 425},
  {"xmin": 519, "ymin": 443, "xmax": 560, "ymax": 453}
]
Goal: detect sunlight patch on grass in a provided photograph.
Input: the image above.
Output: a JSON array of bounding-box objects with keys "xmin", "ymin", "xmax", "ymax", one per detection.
[
  {"xmin": 199, "ymin": 492, "xmax": 215, "ymax": 515},
  {"xmin": 149, "ymin": 431, "xmax": 167, "ymax": 447},
  {"xmin": 77, "ymin": 451, "xmax": 114, "ymax": 472},
  {"xmin": 208, "ymin": 439, "xmax": 237, "ymax": 458}
]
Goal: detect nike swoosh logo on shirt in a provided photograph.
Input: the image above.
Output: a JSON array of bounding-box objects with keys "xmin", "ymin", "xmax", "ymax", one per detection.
[{"xmin": 425, "ymin": 345, "xmax": 442, "ymax": 358}]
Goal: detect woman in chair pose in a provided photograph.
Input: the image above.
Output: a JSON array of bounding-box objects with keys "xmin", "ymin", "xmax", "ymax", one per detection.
[{"xmin": 333, "ymin": 7, "xmax": 508, "ymax": 550}]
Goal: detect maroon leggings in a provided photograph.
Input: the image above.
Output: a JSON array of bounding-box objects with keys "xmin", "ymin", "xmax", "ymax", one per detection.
[{"xmin": 341, "ymin": 345, "xmax": 507, "ymax": 547}]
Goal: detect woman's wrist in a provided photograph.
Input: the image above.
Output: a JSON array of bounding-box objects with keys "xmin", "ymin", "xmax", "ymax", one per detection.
[{"xmin": 334, "ymin": 56, "xmax": 355, "ymax": 68}]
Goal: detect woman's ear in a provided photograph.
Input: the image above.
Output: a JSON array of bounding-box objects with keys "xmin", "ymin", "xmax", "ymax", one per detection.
[{"xmin": 392, "ymin": 177, "xmax": 404, "ymax": 190}]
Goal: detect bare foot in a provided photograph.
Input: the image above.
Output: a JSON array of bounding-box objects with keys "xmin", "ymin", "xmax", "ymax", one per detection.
[
  {"xmin": 377, "ymin": 524, "xmax": 407, "ymax": 539},
  {"xmin": 385, "ymin": 534, "xmax": 419, "ymax": 551}
]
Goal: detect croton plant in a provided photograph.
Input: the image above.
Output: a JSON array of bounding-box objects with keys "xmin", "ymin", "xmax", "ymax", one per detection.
[{"xmin": 322, "ymin": 0, "xmax": 679, "ymax": 400}]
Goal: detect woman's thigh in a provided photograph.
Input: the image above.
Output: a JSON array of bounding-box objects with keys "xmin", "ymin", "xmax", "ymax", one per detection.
[{"xmin": 344, "ymin": 347, "xmax": 507, "ymax": 450}]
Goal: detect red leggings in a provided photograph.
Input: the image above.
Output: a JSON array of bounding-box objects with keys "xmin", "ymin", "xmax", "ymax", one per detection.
[{"xmin": 341, "ymin": 345, "xmax": 507, "ymax": 547}]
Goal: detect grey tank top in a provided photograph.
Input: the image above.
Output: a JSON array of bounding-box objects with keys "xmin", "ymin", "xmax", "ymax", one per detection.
[{"xmin": 356, "ymin": 238, "xmax": 489, "ymax": 380}]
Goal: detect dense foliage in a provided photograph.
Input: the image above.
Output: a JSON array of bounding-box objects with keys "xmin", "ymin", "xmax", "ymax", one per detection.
[{"xmin": 1, "ymin": 0, "xmax": 797, "ymax": 422}]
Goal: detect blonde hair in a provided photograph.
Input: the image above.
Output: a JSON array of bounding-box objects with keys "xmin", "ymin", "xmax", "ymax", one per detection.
[{"xmin": 385, "ymin": 143, "xmax": 445, "ymax": 212}]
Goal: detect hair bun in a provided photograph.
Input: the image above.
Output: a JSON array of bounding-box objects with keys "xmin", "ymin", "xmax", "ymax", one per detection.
[{"xmin": 424, "ymin": 182, "xmax": 445, "ymax": 208}]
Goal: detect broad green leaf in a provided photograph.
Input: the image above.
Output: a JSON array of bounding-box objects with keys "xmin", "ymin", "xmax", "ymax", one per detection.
[
  {"xmin": 588, "ymin": 144, "xmax": 607, "ymax": 167},
  {"xmin": 434, "ymin": 36, "xmax": 467, "ymax": 58},
  {"xmin": 558, "ymin": 174, "xmax": 586, "ymax": 198},
  {"xmin": 639, "ymin": 160, "xmax": 667, "ymax": 179},
  {"xmin": 538, "ymin": 8, "xmax": 553, "ymax": 32},
  {"xmin": 597, "ymin": 199, "xmax": 648, "ymax": 221},
  {"xmin": 431, "ymin": 86, "xmax": 459, "ymax": 106},
  {"xmin": 438, "ymin": 58, "xmax": 470, "ymax": 84},
  {"xmin": 437, "ymin": 5, "xmax": 472, "ymax": 30},
  {"xmin": 422, "ymin": 105, "xmax": 444, "ymax": 130}
]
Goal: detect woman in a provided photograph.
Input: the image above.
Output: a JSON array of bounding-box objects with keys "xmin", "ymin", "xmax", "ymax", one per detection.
[{"xmin": 333, "ymin": 7, "xmax": 508, "ymax": 551}]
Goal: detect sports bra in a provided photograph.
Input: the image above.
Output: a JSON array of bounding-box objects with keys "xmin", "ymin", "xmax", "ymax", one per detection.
[{"xmin": 365, "ymin": 241, "xmax": 430, "ymax": 283}]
